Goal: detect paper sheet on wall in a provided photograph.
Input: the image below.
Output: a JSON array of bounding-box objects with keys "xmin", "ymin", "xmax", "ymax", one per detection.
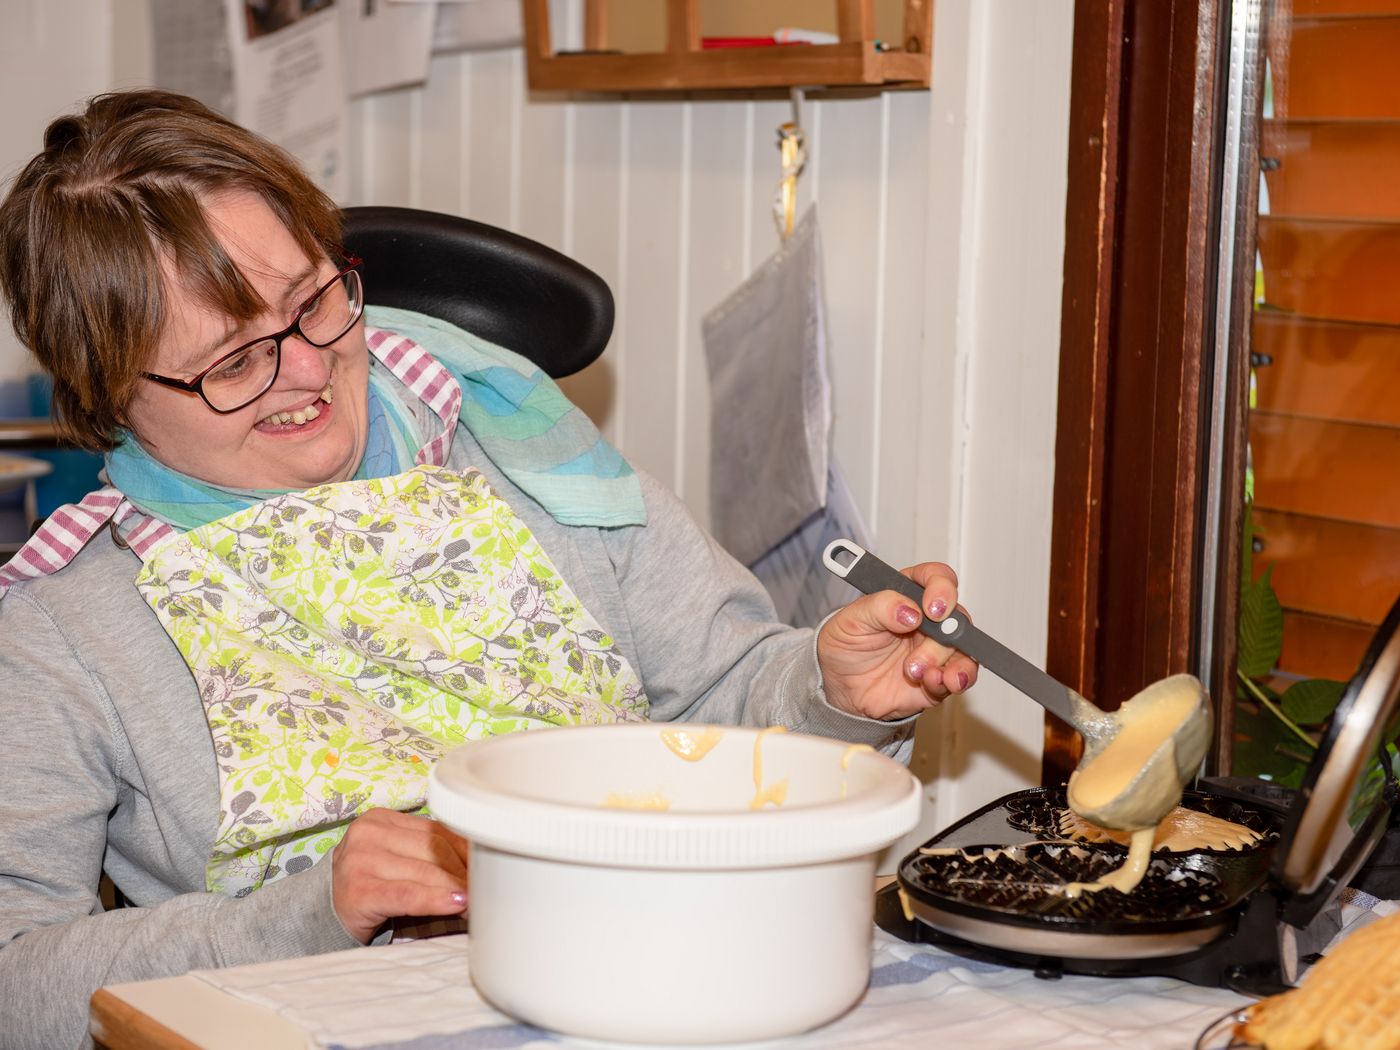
[
  {"xmin": 702, "ymin": 206, "xmax": 871, "ymax": 628},
  {"xmin": 151, "ymin": 0, "xmax": 236, "ymax": 116},
  {"xmin": 342, "ymin": 0, "xmax": 437, "ymax": 97},
  {"xmin": 225, "ymin": 0, "xmax": 348, "ymax": 201},
  {"xmin": 427, "ymin": 0, "xmax": 523, "ymax": 53}
]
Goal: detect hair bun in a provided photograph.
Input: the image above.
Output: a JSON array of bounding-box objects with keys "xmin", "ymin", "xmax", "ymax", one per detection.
[{"xmin": 43, "ymin": 115, "xmax": 88, "ymax": 154}]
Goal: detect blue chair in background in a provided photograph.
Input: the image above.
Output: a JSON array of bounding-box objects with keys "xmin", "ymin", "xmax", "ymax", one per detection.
[
  {"xmin": 23, "ymin": 374, "xmax": 104, "ymax": 518},
  {"xmin": 0, "ymin": 376, "xmax": 103, "ymax": 562}
]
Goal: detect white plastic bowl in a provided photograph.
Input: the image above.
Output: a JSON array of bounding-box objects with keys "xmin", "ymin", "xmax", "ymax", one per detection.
[{"xmin": 427, "ymin": 723, "xmax": 921, "ymax": 1046}]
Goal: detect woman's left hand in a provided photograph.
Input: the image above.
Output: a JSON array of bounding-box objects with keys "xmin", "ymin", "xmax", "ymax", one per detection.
[{"xmin": 817, "ymin": 561, "xmax": 979, "ymax": 721}]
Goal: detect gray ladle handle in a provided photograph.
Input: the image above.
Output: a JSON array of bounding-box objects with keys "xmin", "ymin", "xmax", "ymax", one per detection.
[{"xmin": 822, "ymin": 539, "xmax": 1087, "ymax": 729}]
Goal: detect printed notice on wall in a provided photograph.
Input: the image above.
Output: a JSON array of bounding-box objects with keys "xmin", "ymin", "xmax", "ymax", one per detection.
[
  {"xmin": 342, "ymin": 0, "xmax": 437, "ymax": 97},
  {"xmin": 225, "ymin": 0, "xmax": 348, "ymax": 201},
  {"xmin": 152, "ymin": 0, "xmax": 235, "ymax": 117},
  {"xmin": 427, "ymin": 0, "xmax": 522, "ymax": 53}
]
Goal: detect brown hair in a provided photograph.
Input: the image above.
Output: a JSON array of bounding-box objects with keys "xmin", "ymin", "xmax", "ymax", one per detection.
[{"xmin": 0, "ymin": 90, "xmax": 344, "ymax": 451}]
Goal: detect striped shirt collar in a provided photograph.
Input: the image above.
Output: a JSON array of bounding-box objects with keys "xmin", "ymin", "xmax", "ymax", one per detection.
[{"xmin": 0, "ymin": 327, "xmax": 461, "ymax": 596}]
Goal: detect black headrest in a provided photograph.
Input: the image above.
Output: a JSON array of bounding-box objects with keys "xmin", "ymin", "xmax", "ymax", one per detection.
[{"xmin": 341, "ymin": 206, "xmax": 613, "ymax": 379}]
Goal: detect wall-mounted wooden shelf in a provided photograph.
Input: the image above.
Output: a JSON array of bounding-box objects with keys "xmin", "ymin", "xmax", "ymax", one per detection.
[{"xmin": 521, "ymin": 0, "xmax": 933, "ymax": 94}]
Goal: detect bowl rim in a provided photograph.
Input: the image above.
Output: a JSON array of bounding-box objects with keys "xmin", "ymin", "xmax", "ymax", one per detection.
[{"xmin": 426, "ymin": 724, "xmax": 923, "ymax": 870}]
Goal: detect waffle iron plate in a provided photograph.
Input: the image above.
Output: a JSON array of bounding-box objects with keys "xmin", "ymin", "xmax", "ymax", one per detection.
[{"xmin": 897, "ymin": 788, "xmax": 1285, "ymax": 960}]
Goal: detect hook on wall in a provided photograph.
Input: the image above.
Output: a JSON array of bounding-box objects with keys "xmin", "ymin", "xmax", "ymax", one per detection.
[{"xmin": 773, "ymin": 87, "xmax": 809, "ymax": 241}]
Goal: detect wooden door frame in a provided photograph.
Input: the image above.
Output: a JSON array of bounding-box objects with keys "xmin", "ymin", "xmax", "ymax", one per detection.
[{"xmin": 1044, "ymin": 0, "xmax": 1238, "ymax": 781}]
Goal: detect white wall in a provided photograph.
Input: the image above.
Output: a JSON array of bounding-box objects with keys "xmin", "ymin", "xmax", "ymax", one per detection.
[
  {"xmin": 348, "ymin": 0, "xmax": 1074, "ymax": 836},
  {"xmin": 922, "ymin": 1, "xmax": 1075, "ymax": 835},
  {"xmin": 0, "ymin": 0, "xmax": 1073, "ymax": 835},
  {"xmin": 0, "ymin": 0, "xmax": 151, "ymax": 385}
]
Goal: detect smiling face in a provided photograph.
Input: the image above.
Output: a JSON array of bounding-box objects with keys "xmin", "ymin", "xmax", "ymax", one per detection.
[{"xmin": 125, "ymin": 192, "xmax": 370, "ymax": 491}]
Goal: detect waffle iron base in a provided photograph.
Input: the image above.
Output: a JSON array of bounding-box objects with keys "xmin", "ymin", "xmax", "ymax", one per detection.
[
  {"xmin": 876, "ymin": 878, "xmax": 1304, "ymax": 992},
  {"xmin": 884, "ymin": 786, "xmax": 1309, "ymax": 991}
]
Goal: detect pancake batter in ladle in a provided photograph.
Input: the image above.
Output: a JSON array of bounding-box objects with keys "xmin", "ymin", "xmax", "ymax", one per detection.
[{"xmin": 823, "ymin": 540, "xmax": 1213, "ymax": 894}]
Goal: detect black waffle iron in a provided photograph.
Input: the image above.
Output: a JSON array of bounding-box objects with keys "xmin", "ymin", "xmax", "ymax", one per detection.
[{"xmin": 879, "ymin": 596, "xmax": 1400, "ymax": 995}]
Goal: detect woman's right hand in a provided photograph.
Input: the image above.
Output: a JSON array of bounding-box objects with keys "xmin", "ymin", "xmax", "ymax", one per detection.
[{"xmin": 330, "ymin": 807, "xmax": 471, "ymax": 944}]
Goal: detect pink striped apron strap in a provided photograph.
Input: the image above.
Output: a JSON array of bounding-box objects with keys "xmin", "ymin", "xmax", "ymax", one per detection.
[
  {"xmin": 365, "ymin": 327, "xmax": 463, "ymax": 468},
  {"xmin": 0, "ymin": 488, "xmax": 176, "ymax": 598},
  {"xmin": 1, "ymin": 326, "xmax": 448, "ymax": 599}
]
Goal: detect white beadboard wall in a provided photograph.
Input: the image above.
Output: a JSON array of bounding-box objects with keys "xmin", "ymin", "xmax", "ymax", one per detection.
[
  {"xmin": 0, "ymin": 0, "xmax": 1072, "ymax": 837},
  {"xmin": 0, "ymin": 0, "xmax": 151, "ymax": 390},
  {"xmin": 0, "ymin": 0, "xmax": 137, "ymax": 386},
  {"xmin": 348, "ymin": 1, "xmax": 1073, "ymax": 834}
]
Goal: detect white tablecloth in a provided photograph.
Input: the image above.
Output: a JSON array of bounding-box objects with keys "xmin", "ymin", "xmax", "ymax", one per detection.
[{"xmin": 193, "ymin": 928, "xmax": 1257, "ymax": 1050}]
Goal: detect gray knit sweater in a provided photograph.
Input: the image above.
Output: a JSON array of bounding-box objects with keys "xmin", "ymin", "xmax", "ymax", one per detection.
[{"xmin": 0, "ymin": 421, "xmax": 913, "ymax": 1049}]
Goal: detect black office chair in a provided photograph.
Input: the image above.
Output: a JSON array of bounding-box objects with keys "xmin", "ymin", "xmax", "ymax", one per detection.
[{"xmin": 341, "ymin": 206, "xmax": 614, "ymax": 379}]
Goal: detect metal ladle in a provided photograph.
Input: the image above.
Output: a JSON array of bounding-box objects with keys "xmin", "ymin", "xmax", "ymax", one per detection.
[{"xmin": 822, "ymin": 539, "xmax": 1212, "ymax": 831}]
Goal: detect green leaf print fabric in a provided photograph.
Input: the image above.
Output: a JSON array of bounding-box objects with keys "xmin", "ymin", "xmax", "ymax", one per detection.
[{"xmin": 135, "ymin": 465, "xmax": 647, "ymax": 896}]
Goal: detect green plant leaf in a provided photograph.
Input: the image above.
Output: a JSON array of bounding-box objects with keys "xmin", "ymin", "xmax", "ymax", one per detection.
[
  {"xmin": 1238, "ymin": 565, "xmax": 1284, "ymax": 678},
  {"xmin": 1353, "ymin": 762, "xmax": 1391, "ymax": 825},
  {"xmin": 1233, "ymin": 701, "xmax": 1308, "ymax": 787},
  {"xmin": 1280, "ymin": 678, "xmax": 1347, "ymax": 726}
]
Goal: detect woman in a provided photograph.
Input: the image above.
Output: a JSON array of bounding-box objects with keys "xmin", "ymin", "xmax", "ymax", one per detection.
[{"xmin": 0, "ymin": 90, "xmax": 978, "ymax": 1049}]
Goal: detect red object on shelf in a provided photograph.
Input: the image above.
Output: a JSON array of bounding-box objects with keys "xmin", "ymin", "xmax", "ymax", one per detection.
[{"xmin": 700, "ymin": 37, "xmax": 808, "ymax": 49}]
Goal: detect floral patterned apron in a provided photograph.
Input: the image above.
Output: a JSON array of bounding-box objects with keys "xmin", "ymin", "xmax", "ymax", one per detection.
[{"xmin": 135, "ymin": 464, "xmax": 647, "ymax": 896}]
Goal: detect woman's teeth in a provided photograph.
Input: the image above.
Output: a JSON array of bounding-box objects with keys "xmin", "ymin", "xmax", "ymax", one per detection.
[
  {"xmin": 266, "ymin": 404, "xmax": 320, "ymax": 425},
  {"xmin": 260, "ymin": 385, "xmax": 333, "ymax": 427}
]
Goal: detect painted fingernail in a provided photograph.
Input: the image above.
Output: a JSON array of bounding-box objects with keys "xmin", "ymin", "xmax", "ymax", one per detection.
[
  {"xmin": 928, "ymin": 599, "xmax": 948, "ymax": 620},
  {"xmin": 896, "ymin": 605, "xmax": 922, "ymax": 628},
  {"xmin": 450, "ymin": 891, "xmax": 468, "ymax": 907},
  {"xmin": 905, "ymin": 659, "xmax": 926, "ymax": 681},
  {"xmin": 958, "ymin": 671, "xmax": 969, "ymax": 691}
]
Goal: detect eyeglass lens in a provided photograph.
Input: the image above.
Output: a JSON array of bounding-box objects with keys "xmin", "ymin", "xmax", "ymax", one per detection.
[{"xmin": 202, "ymin": 270, "xmax": 362, "ymax": 412}]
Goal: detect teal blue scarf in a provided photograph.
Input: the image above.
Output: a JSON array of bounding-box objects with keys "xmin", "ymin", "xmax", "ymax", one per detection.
[{"xmin": 106, "ymin": 306, "xmax": 645, "ymax": 531}]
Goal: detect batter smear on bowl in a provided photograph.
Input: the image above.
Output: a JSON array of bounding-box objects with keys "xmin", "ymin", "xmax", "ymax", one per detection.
[
  {"xmin": 660, "ymin": 726, "xmax": 724, "ymax": 762},
  {"xmin": 603, "ymin": 791, "xmax": 671, "ymax": 810},
  {"xmin": 749, "ymin": 726, "xmax": 789, "ymax": 809}
]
